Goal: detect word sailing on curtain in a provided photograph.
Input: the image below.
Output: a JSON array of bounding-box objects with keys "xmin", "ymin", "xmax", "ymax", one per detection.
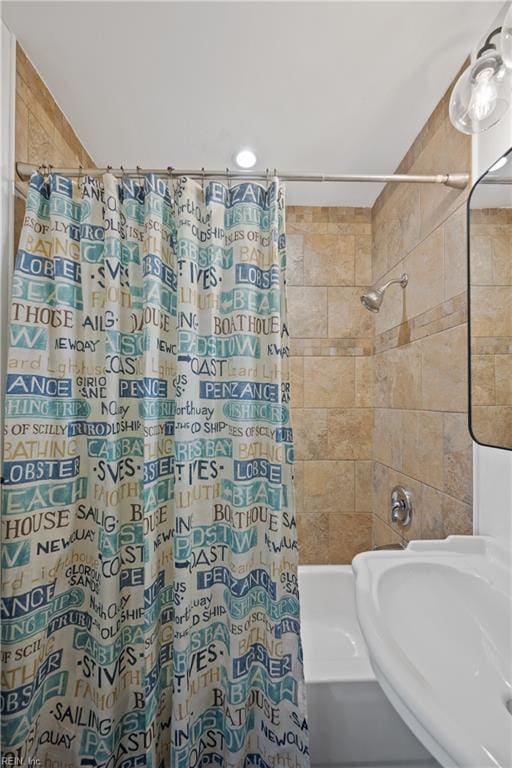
[{"xmin": 1, "ymin": 172, "xmax": 309, "ymax": 768}]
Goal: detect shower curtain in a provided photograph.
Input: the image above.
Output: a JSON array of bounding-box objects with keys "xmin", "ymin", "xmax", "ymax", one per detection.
[{"xmin": 1, "ymin": 172, "xmax": 309, "ymax": 767}]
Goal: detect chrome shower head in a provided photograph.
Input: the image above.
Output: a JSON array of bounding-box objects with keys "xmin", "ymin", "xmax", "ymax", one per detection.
[{"xmin": 360, "ymin": 273, "xmax": 408, "ymax": 313}]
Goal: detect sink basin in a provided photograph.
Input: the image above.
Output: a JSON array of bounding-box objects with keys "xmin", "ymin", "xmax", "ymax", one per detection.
[{"xmin": 353, "ymin": 535, "xmax": 512, "ymax": 768}]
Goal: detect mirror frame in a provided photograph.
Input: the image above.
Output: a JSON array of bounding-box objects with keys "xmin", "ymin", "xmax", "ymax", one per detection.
[{"xmin": 467, "ymin": 145, "xmax": 512, "ymax": 452}]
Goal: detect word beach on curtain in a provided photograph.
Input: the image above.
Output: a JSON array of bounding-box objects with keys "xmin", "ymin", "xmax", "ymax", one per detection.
[{"xmin": 1, "ymin": 171, "xmax": 309, "ymax": 768}]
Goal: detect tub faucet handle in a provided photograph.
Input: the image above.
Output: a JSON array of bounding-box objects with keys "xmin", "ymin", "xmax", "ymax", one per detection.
[{"xmin": 390, "ymin": 486, "xmax": 412, "ymax": 528}]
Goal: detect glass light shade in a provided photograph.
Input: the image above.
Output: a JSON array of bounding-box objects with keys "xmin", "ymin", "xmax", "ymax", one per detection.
[
  {"xmin": 501, "ymin": 6, "xmax": 512, "ymax": 69},
  {"xmin": 449, "ymin": 52, "xmax": 512, "ymax": 134}
]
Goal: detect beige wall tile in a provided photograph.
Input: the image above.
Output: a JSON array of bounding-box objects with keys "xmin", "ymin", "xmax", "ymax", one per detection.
[
  {"xmin": 471, "ymin": 286, "xmax": 512, "ymax": 337},
  {"xmin": 292, "ymin": 408, "xmax": 328, "ymax": 461},
  {"xmin": 304, "ymin": 461, "xmax": 354, "ymax": 512},
  {"xmin": 304, "ymin": 357, "xmax": 355, "ymax": 407},
  {"xmin": 471, "ymin": 355, "xmax": 496, "ymax": 406},
  {"xmin": 328, "ymin": 513, "xmax": 372, "ymax": 564},
  {"xmin": 15, "ymin": 92, "xmax": 29, "ymax": 164},
  {"xmin": 288, "ymin": 287, "xmax": 328, "ymax": 338},
  {"xmin": 471, "ymin": 405, "xmax": 512, "ymax": 447},
  {"xmin": 421, "ymin": 486, "xmax": 473, "ymax": 539},
  {"xmin": 292, "ymin": 461, "xmax": 304, "ymax": 516},
  {"xmin": 328, "ymin": 287, "xmax": 374, "ymax": 338},
  {"xmin": 372, "ymin": 515, "xmax": 404, "ymax": 549},
  {"xmin": 27, "ymin": 112, "xmax": 54, "ymax": 166},
  {"xmin": 443, "ymin": 412, "xmax": 472, "ymax": 504},
  {"xmin": 420, "ymin": 324, "xmax": 467, "ymax": 412},
  {"xmin": 444, "ymin": 205, "xmax": 467, "ymax": 300},
  {"xmin": 355, "ymin": 235, "xmax": 373, "ymax": 285},
  {"xmin": 290, "ymin": 357, "xmax": 304, "ymax": 408},
  {"xmin": 298, "ymin": 512, "xmax": 329, "ymax": 564},
  {"xmin": 304, "ymin": 234, "xmax": 355, "ymax": 286},
  {"xmin": 327, "ymin": 408, "xmax": 372, "ymax": 460},
  {"xmin": 286, "ymin": 234, "xmax": 304, "ymax": 286},
  {"xmin": 401, "ymin": 410, "xmax": 444, "ymax": 489},
  {"xmin": 495, "ymin": 354, "xmax": 512, "ymax": 405},
  {"xmin": 355, "ymin": 461, "xmax": 373, "ymax": 511},
  {"xmin": 490, "ymin": 233, "xmax": 512, "ymax": 285},
  {"xmin": 404, "ymin": 227, "xmax": 444, "ymax": 318},
  {"xmin": 373, "ymin": 408, "xmax": 403, "ymax": 469},
  {"xmin": 355, "ymin": 357, "xmax": 373, "ymax": 407},
  {"xmin": 470, "ymin": 233, "xmax": 494, "ymax": 285},
  {"xmin": 374, "ymin": 343, "xmax": 422, "ymax": 409}
]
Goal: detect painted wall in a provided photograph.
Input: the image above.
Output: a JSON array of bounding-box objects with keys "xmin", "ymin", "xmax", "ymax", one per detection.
[
  {"xmin": 370, "ymin": 78, "xmax": 474, "ymax": 547},
  {"xmin": 286, "ymin": 206, "xmax": 374, "ymax": 563}
]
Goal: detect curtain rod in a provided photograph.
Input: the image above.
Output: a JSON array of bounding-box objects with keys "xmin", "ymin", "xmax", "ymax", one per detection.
[{"xmin": 15, "ymin": 162, "xmax": 470, "ymax": 190}]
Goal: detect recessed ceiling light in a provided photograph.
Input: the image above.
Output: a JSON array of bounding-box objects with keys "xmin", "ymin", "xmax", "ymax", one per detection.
[
  {"xmin": 489, "ymin": 155, "xmax": 508, "ymax": 172},
  {"xmin": 234, "ymin": 148, "xmax": 257, "ymax": 169}
]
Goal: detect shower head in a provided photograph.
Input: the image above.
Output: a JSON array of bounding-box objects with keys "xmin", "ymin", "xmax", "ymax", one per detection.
[{"xmin": 360, "ymin": 273, "xmax": 408, "ymax": 313}]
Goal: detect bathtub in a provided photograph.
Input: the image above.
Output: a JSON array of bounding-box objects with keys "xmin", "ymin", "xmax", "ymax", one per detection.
[{"xmin": 299, "ymin": 565, "xmax": 439, "ymax": 768}]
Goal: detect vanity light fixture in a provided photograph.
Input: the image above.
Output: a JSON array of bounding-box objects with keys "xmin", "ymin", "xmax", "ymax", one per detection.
[
  {"xmin": 449, "ymin": 26, "xmax": 512, "ymax": 134},
  {"xmin": 234, "ymin": 148, "xmax": 257, "ymax": 169}
]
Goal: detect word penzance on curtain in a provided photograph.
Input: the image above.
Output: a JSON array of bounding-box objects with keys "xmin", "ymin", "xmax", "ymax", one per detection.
[{"xmin": 1, "ymin": 172, "xmax": 310, "ymax": 768}]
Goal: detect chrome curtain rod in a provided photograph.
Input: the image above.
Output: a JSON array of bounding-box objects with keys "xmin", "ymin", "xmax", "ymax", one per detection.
[{"xmin": 15, "ymin": 162, "xmax": 470, "ymax": 190}]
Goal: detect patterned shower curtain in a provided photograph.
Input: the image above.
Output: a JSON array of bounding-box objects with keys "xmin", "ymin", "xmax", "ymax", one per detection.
[{"xmin": 1, "ymin": 172, "xmax": 309, "ymax": 767}]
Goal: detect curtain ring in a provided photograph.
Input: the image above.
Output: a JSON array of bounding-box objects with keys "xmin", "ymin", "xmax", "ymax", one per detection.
[
  {"xmin": 136, "ymin": 165, "xmax": 144, "ymax": 190},
  {"xmin": 167, "ymin": 166, "xmax": 175, "ymax": 210},
  {"xmin": 266, "ymin": 168, "xmax": 269, "ymax": 185},
  {"xmin": 226, "ymin": 167, "xmax": 231, "ymax": 190}
]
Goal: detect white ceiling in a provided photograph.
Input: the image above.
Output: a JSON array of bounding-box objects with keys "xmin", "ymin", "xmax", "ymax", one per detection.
[{"xmin": 2, "ymin": 1, "xmax": 501, "ymax": 205}]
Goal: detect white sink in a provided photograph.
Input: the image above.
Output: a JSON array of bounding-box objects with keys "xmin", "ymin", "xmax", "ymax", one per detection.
[{"xmin": 353, "ymin": 535, "xmax": 512, "ymax": 768}]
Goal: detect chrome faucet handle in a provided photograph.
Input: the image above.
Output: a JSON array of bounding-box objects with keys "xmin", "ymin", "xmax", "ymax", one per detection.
[{"xmin": 390, "ymin": 486, "xmax": 412, "ymax": 528}]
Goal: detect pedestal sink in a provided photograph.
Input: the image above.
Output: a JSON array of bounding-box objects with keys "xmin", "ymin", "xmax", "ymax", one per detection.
[{"xmin": 352, "ymin": 536, "xmax": 511, "ymax": 768}]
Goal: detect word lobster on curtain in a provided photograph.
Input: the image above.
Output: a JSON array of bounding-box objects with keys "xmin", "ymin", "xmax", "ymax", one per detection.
[{"xmin": 1, "ymin": 171, "xmax": 309, "ymax": 768}]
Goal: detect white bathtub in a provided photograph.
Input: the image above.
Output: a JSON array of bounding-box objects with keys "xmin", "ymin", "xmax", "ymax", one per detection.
[{"xmin": 299, "ymin": 565, "xmax": 439, "ymax": 768}]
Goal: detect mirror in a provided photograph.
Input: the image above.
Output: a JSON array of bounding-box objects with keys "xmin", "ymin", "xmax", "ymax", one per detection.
[{"xmin": 468, "ymin": 149, "xmax": 512, "ymax": 450}]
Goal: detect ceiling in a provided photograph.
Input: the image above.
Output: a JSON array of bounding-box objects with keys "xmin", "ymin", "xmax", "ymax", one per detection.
[{"xmin": 2, "ymin": 1, "xmax": 501, "ymax": 205}]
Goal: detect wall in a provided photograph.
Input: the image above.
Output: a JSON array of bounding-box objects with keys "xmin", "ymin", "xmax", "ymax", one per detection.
[
  {"xmin": 14, "ymin": 44, "xmax": 95, "ymax": 247},
  {"xmin": 286, "ymin": 206, "xmax": 374, "ymax": 563},
  {"xmin": 370, "ymin": 80, "xmax": 474, "ymax": 547}
]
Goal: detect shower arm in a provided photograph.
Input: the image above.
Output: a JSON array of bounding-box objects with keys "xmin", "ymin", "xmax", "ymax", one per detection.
[{"xmin": 377, "ymin": 275, "xmax": 408, "ymax": 293}]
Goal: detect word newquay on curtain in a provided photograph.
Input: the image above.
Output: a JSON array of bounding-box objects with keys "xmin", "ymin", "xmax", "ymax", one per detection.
[{"xmin": 1, "ymin": 172, "xmax": 309, "ymax": 768}]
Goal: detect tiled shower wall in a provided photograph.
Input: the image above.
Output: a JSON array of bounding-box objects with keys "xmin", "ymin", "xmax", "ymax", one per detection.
[
  {"xmin": 14, "ymin": 44, "xmax": 95, "ymax": 247},
  {"xmin": 15, "ymin": 45, "xmax": 474, "ymax": 564},
  {"xmin": 370, "ymin": 82, "xmax": 473, "ymax": 548},
  {"xmin": 286, "ymin": 207, "xmax": 375, "ymax": 563}
]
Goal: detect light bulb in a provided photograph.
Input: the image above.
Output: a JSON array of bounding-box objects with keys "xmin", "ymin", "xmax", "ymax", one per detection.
[
  {"xmin": 468, "ymin": 68, "xmax": 498, "ymax": 121},
  {"xmin": 449, "ymin": 51, "xmax": 512, "ymax": 134},
  {"xmin": 234, "ymin": 149, "xmax": 257, "ymax": 169}
]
